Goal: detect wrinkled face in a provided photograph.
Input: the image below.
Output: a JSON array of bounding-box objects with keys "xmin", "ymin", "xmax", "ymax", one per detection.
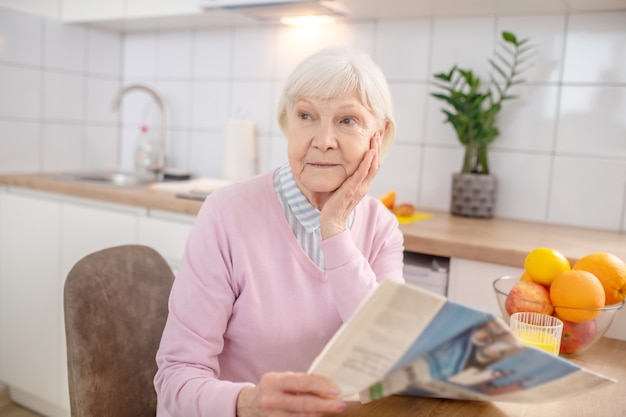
[{"xmin": 286, "ymin": 95, "xmax": 379, "ymax": 208}]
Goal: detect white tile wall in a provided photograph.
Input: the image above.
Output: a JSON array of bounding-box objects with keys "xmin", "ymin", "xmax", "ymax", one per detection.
[
  {"xmin": 549, "ymin": 156, "xmax": 626, "ymax": 230},
  {"xmin": 556, "ymin": 86, "xmax": 626, "ymax": 158},
  {"xmin": 41, "ymin": 123, "xmax": 83, "ymax": 171},
  {"xmin": 43, "ymin": 19, "xmax": 86, "ymax": 72},
  {"xmin": 0, "ymin": 65, "xmax": 41, "ymax": 119},
  {"xmin": 372, "ymin": 143, "xmax": 422, "ymax": 205},
  {"xmin": 85, "ymin": 77, "xmax": 120, "ymax": 124},
  {"xmin": 274, "ymin": 25, "xmax": 323, "ymax": 79},
  {"xmin": 232, "ymin": 26, "xmax": 275, "ymax": 79},
  {"xmin": 563, "ymin": 12, "xmax": 626, "ymax": 83},
  {"xmin": 122, "ymin": 33, "xmax": 158, "ymax": 79},
  {"xmin": 188, "ymin": 130, "xmax": 223, "ymax": 178},
  {"xmin": 193, "ymin": 28, "xmax": 233, "ymax": 79},
  {"xmin": 431, "ymin": 17, "xmax": 496, "ymax": 80},
  {"xmin": 0, "ymin": 121, "xmax": 40, "ymax": 172},
  {"xmin": 43, "ymin": 72, "xmax": 84, "ymax": 121},
  {"xmin": 156, "ymin": 79, "xmax": 191, "ymax": 128},
  {"xmin": 375, "ymin": 19, "xmax": 431, "ymax": 81},
  {"xmin": 496, "ymin": 14, "xmax": 566, "ymax": 83},
  {"xmin": 0, "ymin": 6, "xmax": 122, "ymax": 175},
  {"xmin": 496, "ymin": 85, "xmax": 560, "ymax": 153},
  {"xmin": 0, "ymin": 7, "xmax": 43, "ymax": 66},
  {"xmin": 165, "ymin": 128, "xmax": 191, "ymax": 171},
  {"xmin": 230, "ymin": 80, "xmax": 274, "ymax": 133},
  {"xmin": 157, "ymin": 30, "xmax": 193, "ymax": 79},
  {"xmin": 622, "ymin": 184, "xmax": 626, "ymax": 230},
  {"xmin": 489, "ymin": 151, "xmax": 553, "ymax": 222},
  {"xmin": 190, "ymin": 80, "xmax": 231, "ymax": 130},
  {"xmin": 86, "ymin": 28, "xmax": 122, "ymax": 77},
  {"xmin": 388, "ymin": 83, "xmax": 427, "ymax": 146},
  {"xmin": 319, "ymin": 21, "xmax": 375, "ymax": 57},
  {"xmin": 418, "ymin": 147, "xmax": 463, "ymax": 210},
  {"xmin": 0, "ymin": 6, "xmax": 625, "ymax": 233},
  {"xmin": 83, "ymin": 125, "xmax": 119, "ymax": 170}
]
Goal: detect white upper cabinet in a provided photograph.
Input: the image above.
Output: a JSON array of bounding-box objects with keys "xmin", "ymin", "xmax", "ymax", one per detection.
[
  {"xmin": 0, "ymin": 0, "xmax": 61, "ymax": 18},
  {"xmin": 3, "ymin": 0, "xmax": 626, "ymax": 30},
  {"xmin": 61, "ymin": 0, "xmax": 125, "ymax": 21},
  {"xmin": 126, "ymin": 0, "xmax": 202, "ymax": 18},
  {"xmin": 61, "ymin": 0, "xmax": 202, "ymax": 23}
]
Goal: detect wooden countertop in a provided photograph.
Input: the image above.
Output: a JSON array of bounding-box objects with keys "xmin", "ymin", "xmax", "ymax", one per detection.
[
  {"xmin": 329, "ymin": 337, "xmax": 625, "ymax": 417},
  {"xmin": 1, "ymin": 173, "xmax": 625, "ymax": 268},
  {"xmin": 0, "ymin": 173, "xmax": 204, "ymax": 216},
  {"xmin": 399, "ymin": 210, "xmax": 626, "ymax": 267}
]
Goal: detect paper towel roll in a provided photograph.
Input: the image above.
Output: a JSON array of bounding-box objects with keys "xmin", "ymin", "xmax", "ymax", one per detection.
[{"xmin": 222, "ymin": 119, "xmax": 257, "ymax": 181}]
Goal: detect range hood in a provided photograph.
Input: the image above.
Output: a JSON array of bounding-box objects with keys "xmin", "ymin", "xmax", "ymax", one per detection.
[{"xmin": 197, "ymin": 0, "xmax": 347, "ymax": 19}]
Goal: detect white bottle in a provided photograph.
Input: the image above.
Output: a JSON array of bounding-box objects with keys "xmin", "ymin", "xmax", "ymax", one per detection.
[{"xmin": 135, "ymin": 125, "xmax": 154, "ymax": 175}]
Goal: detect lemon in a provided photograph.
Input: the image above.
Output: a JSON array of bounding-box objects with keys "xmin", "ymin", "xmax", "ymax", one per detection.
[{"xmin": 524, "ymin": 247, "xmax": 571, "ymax": 286}]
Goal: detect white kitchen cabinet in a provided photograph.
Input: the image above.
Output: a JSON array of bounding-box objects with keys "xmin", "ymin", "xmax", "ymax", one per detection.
[
  {"xmin": 0, "ymin": 187, "xmax": 195, "ymax": 417},
  {"xmin": 0, "ymin": 0, "xmax": 61, "ymax": 18},
  {"xmin": 447, "ymin": 257, "xmax": 524, "ymax": 317},
  {"xmin": 58, "ymin": 198, "xmax": 142, "ymax": 412},
  {"xmin": 61, "ymin": 0, "xmax": 124, "ymax": 22},
  {"xmin": 0, "ymin": 190, "xmax": 63, "ymax": 414},
  {"xmin": 138, "ymin": 209, "xmax": 194, "ymax": 272},
  {"xmin": 61, "ymin": 0, "xmax": 200, "ymax": 22},
  {"xmin": 4, "ymin": 0, "xmax": 626, "ymax": 30},
  {"xmin": 126, "ymin": 0, "xmax": 201, "ymax": 19},
  {"xmin": 59, "ymin": 198, "xmax": 142, "ymax": 277}
]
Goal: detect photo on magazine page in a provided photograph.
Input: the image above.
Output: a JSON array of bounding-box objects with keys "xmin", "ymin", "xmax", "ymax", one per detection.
[{"xmin": 362, "ymin": 300, "xmax": 614, "ymax": 404}]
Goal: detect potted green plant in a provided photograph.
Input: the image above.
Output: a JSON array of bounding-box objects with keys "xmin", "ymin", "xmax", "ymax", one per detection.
[{"xmin": 431, "ymin": 31, "xmax": 535, "ymax": 218}]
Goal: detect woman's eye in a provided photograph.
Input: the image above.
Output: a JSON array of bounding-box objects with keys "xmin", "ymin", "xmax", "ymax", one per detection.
[
  {"xmin": 340, "ymin": 117, "xmax": 357, "ymax": 126},
  {"xmin": 298, "ymin": 112, "xmax": 311, "ymax": 120}
]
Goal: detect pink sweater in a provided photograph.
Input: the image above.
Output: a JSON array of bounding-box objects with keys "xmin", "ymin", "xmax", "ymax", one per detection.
[{"xmin": 154, "ymin": 169, "xmax": 404, "ymax": 417}]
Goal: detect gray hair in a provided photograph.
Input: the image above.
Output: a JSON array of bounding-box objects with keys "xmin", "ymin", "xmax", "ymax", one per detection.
[{"xmin": 277, "ymin": 48, "xmax": 396, "ymax": 154}]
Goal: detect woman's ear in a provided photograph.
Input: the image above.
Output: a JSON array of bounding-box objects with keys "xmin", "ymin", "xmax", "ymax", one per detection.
[{"xmin": 379, "ymin": 119, "xmax": 390, "ymax": 137}]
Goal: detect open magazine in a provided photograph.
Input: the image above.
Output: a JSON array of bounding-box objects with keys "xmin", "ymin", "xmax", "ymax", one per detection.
[{"xmin": 307, "ymin": 280, "xmax": 615, "ymax": 404}]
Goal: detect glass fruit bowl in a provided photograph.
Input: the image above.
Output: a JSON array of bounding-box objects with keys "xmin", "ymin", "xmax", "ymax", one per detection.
[{"xmin": 493, "ymin": 275, "xmax": 624, "ymax": 356}]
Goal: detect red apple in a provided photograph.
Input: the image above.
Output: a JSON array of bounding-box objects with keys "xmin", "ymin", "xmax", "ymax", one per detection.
[
  {"xmin": 559, "ymin": 319, "xmax": 598, "ymax": 354},
  {"xmin": 505, "ymin": 280, "xmax": 553, "ymax": 316}
]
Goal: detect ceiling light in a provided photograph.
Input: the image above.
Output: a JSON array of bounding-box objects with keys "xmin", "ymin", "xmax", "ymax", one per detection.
[{"xmin": 280, "ymin": 14, "xmax": 336, "ymax": 26}]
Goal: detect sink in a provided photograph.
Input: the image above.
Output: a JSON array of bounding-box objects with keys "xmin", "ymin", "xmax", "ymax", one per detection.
[{"xmin": 56, "ymin": 171, "xmax": 160, "ymax": 187}]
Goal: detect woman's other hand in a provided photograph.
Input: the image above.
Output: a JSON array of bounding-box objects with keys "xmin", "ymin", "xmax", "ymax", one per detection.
[
  {"xmin": 236, "ymin": 372, "xmax": 346, "ymax": 417},
  {"xmin": 319, "ymin": 132, "xmax": 381, "ymax": 240}
]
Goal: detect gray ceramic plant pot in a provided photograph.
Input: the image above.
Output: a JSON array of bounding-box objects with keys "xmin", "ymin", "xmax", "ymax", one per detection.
[{"xmin": 450, "ymin": 173, "xmax": 497, "ymax": 218}]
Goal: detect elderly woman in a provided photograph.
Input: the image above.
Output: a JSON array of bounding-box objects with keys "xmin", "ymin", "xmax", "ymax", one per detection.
[{"xmin": 154, "ymin": 47, "xmax": 404, "ymax": 417}]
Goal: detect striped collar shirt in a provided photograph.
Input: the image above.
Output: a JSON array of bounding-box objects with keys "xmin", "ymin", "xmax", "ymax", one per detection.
[{"xmin": 274, "ymin": 164, "xmax": 354, "ymax": 269}]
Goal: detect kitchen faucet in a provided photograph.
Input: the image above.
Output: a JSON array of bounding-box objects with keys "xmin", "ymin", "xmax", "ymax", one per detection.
[{"xmin": 112, "ymin": 84, "xmax": 166, "ymax": 179}]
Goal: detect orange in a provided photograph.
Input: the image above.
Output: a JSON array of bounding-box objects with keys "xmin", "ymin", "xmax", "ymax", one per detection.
[
  {"xmin": 550, "ymin": 270, "xmax": 605, "ymax": 323},
  {"xmin": 378, "ymin": 190, "xmax": 396, "ymax": 210},
  {"xmin": 524, "ymin": 247, "xmax": 571, "ymax": 286},
  {"xmin": 573, "ymin": 252, "xmax": 626, "ymax": 305}
]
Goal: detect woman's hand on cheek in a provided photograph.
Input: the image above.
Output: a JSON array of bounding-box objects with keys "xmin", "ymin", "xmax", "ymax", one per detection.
[
  {"xmin": 320, "ymin": 132, "xmax": 381, "ymax": 240},
  {"xmin": 236, "ymin": 372, "xmax": 346, "ymax": 417}
]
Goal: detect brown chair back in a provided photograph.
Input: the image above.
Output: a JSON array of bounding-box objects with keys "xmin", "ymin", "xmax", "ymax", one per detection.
[{"xmin": 64, "ymin": 245, "xmax": 174, "ymax": 417}]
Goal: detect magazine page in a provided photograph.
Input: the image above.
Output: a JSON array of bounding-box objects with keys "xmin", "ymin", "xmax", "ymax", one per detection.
[
  {"xmin": 361, "ymin": 312, "xmax": 615, "ymax": 403},
  {"xmin": 307, "ymin": 280, "xmax": 448, "ymax": 398},
  {"xmin": 307, "ymin": 280, "xmax": 616, "ymax": 404}
]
